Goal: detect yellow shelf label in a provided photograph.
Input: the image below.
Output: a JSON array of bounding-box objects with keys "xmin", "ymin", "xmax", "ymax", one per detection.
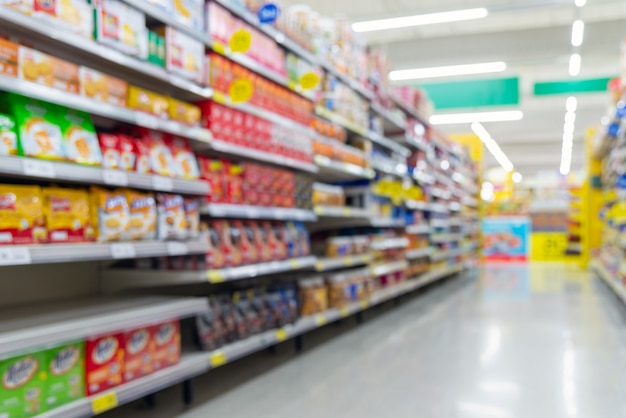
[
  {"xmin": 288, "ymin": 259, "xmax": 300, "ymax": 269},
  {"xmin": 299, "ymin": 72, "xmax": 320, "ymax": 90},
  {"xmin": 360, "ymin": 300, "xmax": 369, "ymax": 309},
  {"xmin": 213, "ymin": 91, "xmax": 228, "ymax": 105},
  {"xmin": 342, "ymin": 207, "xmax": 351, "ymax": 216},
  {"xmin": 213, "ymin": 40, "xmax": 228, "ymax": 55},
  {"xmin": 345, "ymin": 256, "xmax": 354, "ymax": 267},
  {"xmin": 314, "ymin": 206, "xmax": 324, "ymax": 215},
  {"xmin": 207, "ymin": 270, "xmax": 225, "ymax": 283},
  {"xmin": 229, "ymin": 79, "xmax": 253, "ymax": 104},
  {"xmin": 275, "ymin": 329, "xmax": 288, "ymax": 342},
  {"xmin": 229, "ymin": 29, "xmax": 252, "ymax": 53},
  {"xmin": 315, "ymin": 314, "xmax": 327, "ymax": 326},
  {"xmin": 91, "ymin": 392, "xmax": 118, "ymax": 415},
  {"xmin": 210, "ymin": 351, "xmax": 228, "ymax": 368},
  {"xmin": 340, "ymin": 307, "xmax": 349, "ymax": 317}
]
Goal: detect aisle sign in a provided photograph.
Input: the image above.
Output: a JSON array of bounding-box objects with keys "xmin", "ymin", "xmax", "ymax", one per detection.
[
  {"xmin": 229, "ymin": 29, "xmax": 252, "ymax": 53},
  {"xmin": 299, "ymin": 72, "xmax": 320, "ymax": 90},
  {"xmin": 229, "ymin": 79, "xmax": 253, "ymax": 104},
  {"xmin": 91, "ymin": 391, "xmax": 118, "ymax": 414}
]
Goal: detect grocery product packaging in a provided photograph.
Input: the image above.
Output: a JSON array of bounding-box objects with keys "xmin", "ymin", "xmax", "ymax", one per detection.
[
  {"xmin": 0, "ymin": 38, "xmax": 18, "ymax": 78},
  {"xmin": 123, "ymin": 326, "xmax": 153, "ymax": 382},
  {"xmin": 79, "ymin": 66, "xmax": 128, "ymax": 107},
  {"xmin": 156, "ymin": 26, "xmax": 204, "ymax": 84},
  {"xmin": 127, "ymin": 86, "xmax": 169, "ymax": 118},
  {"xmin": 151, "ymin": 320, "xmax": 180, "ymax": 371},
  {"xmin": 0, "ymin": 350, "xmax": 48, "ymax": 417},
  {"xmin": 98, "ymin": 133, "xmax": 120, "ymax": 169},
  {"xmin": 167, "ymin": 97, "xmax": 201, "ymax": 126},
  {"xmin": 19, "ymin": 46, "xmax": 80, "ymax": 93},
  {"xmin": 33, "ymin": 0, "xmax": 93, "ymax": 38},
  {"xmin": 172, "ymin": 0, "xmax": 203, "ymax": 32},
  {"xmin": 156, "ymin": 193, "xmax": 186, "ymax": 240},
  {"xmin": 118, "ymin": 134, "xmax": 136, "ymax": 171},
  {"xmin": 134, "ymin": 136, "xmax": 151, "ymax": 173},
  {"xmin": 44, "ymin": 341, "xmax": 85, "ymax": 410},
  {"xmin": 59, "ymin": 108, "xmax": 102, "ymax": 166},
  {"xmin": 166, "ymin": 135, "xmax": 199, "ymax": 179},
  {"xmin": 43, "ymin": 187, "xmax": 94, "ymax": 243},
  {"xmin": 235, "ymin": 220, "xmax": 257, "ymax": 264},
  {"xmin": 0, "ymin": 113, "xmax": 18, "ymax": 156},
  {"xmin": 139, "ymin": 129, "xmax": 176, "ymax": 177},
  {"xmin": 0, "ymin": 0, "xmax": 33, "ymax": 14},
  {"xmin": 183, "ymin": 198, "xmax": 199, "ymax": 239},
  {"xmin": 94, "ymin": 0, "xmax": 148, "ymax": 58},
  {"xmin": 89, "ymin": 187, "xmax": 131, "ymax": 242},
  {"xmin": 125, "ymin": 190, "xmax": 157, "ymax": 240},
  {"xmin": 0, "ymin": 184, "xmax": 47, "ymax": 245},
  {"xmin": 0, "ymin": 93, "xmax": 64, "ymax": 160},
  {"xmin": 85, "ymin": 332, "xmax": 124, "ymax": 395},
  {"xmin": 206, "ymin": 220, "xmax": 226, "ymax": 269},
  {"xmin": 147, "ymin": 30, "xmax": 166, "ymax": 68},
  {"xmin": 146, "ymin": 0, "xmax": 171, "ymax": 14}
]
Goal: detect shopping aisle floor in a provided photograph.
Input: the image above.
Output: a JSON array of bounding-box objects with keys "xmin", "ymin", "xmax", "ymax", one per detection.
[{"xmin": 107, "ymin": 262, "xmax": 626, "ymax": 418}]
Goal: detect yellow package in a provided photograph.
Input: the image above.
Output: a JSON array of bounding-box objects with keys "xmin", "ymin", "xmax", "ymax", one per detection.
[
  {"xmin": 167, "ymin": 97, "xmax": 200, "ymax": 126},
  {"xmin": 43, "ymin": 187, "xmax": 94, "ymax": 243},
  {"xmin": 90, "ymin": 187, "xmax": 131, "ymax": 242},
  {"xmin": 125, "ymin": 190, "xmax": 157, "ymax": 240},
  {"xmin": 127, "ymin": 85, "xmax": 169, "ymax": 118},
  {"xmin": 0, "ymin": 184, "xmax": 47, "ymax": 244}
]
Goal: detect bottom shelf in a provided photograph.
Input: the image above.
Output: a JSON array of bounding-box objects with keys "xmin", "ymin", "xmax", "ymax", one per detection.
[{"xmin": 592, "ymin": 260, "xmax": 626, "ymax": 304}]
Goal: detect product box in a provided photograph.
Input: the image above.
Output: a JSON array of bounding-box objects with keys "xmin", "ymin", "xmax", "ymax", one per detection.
[
  {"xmin": 151, "ymin": 320, "xmax": 180, "ymax": 371},
  {"xmin": 85, "ymin": 332, "xmax": 124, "ymax": 396},
  {"xmin": 156, "ymin": 26, "xmax": 204, "ymax": 84},
  {"xmin": 147, "ymin": 30, "xmax": 165, "ymax": 68},
  {"xmin": 33, "ymin": 0, "xmax": 93, "ymax": 38},
  {"xmin": 44, "ymin": 341, "xmax": 85, "ymax": 411},
  {"xmin": 123, "ymin": 326, "xmax": 153, "ymax": 382},
  {"xmin": 146, "ymin": 0, "xmax": 172, "ymax": 14},
  {"xmin": 0, "ymin": 350, "xmax": 47, "ymax": 417},
  {"xmin": 127, "ymin": 85, "xmax": 168, "ymax": 118},
  {"xmin": 0, "ymin": 184, "xmax": 47, "ymax": 245},
  {"xmin": 59, "ymin": 108, "xmax": 102, "ymax": 166},
  {"xmin": 79, "ymin": 66, "xmax": 128, "ymax": 107},
  {"xmin": 172, "ymin": 0, "xmax": 203, "ymax": 32},
  {"xmin": 94, "ymin": 0, "xmax": 148, "ymax": 58},
  {"xmin": 0, "ymin": 113, "xmax": 18, "ymax": 156},
  {"xmin": 43, "ymin": 187, "xmax": 95, "ymax": 243},
  {"xmin": 0, "ymin": 38, "xmax": 18, "ymax": 78},
  {"xmin": 167, "ymin": 97, "xmax": 200, "ymax": 126},
  {"xmin": 1, "ymin": 0, "xmax": 34, "ymax": 14},
  {"xmin": 19, "ymin": 46, "xmax": 80, "ymax": 93}
]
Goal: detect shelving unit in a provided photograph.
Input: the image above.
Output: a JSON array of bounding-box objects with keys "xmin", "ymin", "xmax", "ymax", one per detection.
[{"xmin": 202, "ymin": 204, "xmax": 316, "ymax": 221}]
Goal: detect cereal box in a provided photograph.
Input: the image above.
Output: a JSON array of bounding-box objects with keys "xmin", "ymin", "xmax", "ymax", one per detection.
[
  {"xmin": 59, "ymin": 108, "xmax": 102, "ymax": 166},
  {"xmin": 43, "ymin": 187, "xmax": 94, "ymax": 243},
  {"xmin": 0, "ymin": 38, "xmax": 18, "ymax": 78},
  {"xmin": 79, "ymin": 66, "xmax": 128, "ymax": 107},
  {"xmin": 0, "ymin": 350, "xmax": 47, "ymax": 417},
  {"xmin": 0, "ymin": 184, "xmax": 47, "ymax": 245},
  {"xmin": 0, "ymin": 113, "xmax": 18, "ymax": 156},
  {"xmin": 44, "ymin": 341, "xmax": 85, "ymax": 410},
  {"xmin": 151, "ymin": 320, "xmax": 180, "ymax": 372},
  {"xmin": 89, "ymin": 187, "xmax": 131, "ymax": 242},
  {"xmin": 125, "ymin": 190, "xmax": 157, "ymax": 240},
  {"xmin": 156, "ymin": 26, "xmax": 204, "ymax": 84},
  {"xmin": 122, "ymin": 326, "xmax": 153, "ymax": 382},
  {"xmin": 94, "ymin": 0, "xmax": 148, "ymax": 58},
  {"xmin": 85, "ymin": 333, "xmax": 124, "ymax": 396},
  {"xmin": 156, "ymin": 193, "xmax": 186, "ymax": 240}
]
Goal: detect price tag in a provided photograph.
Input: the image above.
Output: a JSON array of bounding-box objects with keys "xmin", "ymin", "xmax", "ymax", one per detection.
[
  {"xmin": 210, "ymin": 351, "xmax": 228, "ymax": 368},
  {"xmin": 340, "ymin": 307, "xmax": 349, "ymax": 318},
  {"xmin": 315, "ymin": 314, "xmax": 327, "ymax": 326},
  {"xmin": 22, "ymin": 159, "xmax": 55, "ymax": 178},
  {"xmin": 0, "ymin": 246, "xmax": 31, "ymax": 266},
  {"xmin": 275, "ymin": 329, "xmax": 288, "ymax": 342},
  {"xmin": 229, "ymin": 79, "xmax": 253, "ymax": 104},
  {"xmin": 207, "ymin": 270, "xmax": 225, "ymax": 283},
  {"xmin": 344, "ymin": 256, "xmax": 354, "ymax": 267},
  {"xmin": 288, "ymin": 259, "xmax": 300, "ymax": 269},
  {"xmin": 135, "ymin": 113, "xmax": 160, "ymax": 129},
  {"xmin": 314, "ymin": 206, "xmax": 324, "ymax": 215},
  {"xmin": 212, "ymin": 40, "xmax": 228, "ymax": 55},
  {"xmin": 229, "ymin": 29, "xmax": 252, "ymax": 53},
  {"xmin": 360, "ymin": 300, "xmax": 369, "ymax": 310},
  {"xmin": 166, "ymin": 241, "xmax": 188, "ymax": 256},
  {"xmin": 315, "ymin": 261, "xmax": 324, "ymax": 271},
  {"xmin": 152, "ymin": 176, "xmax": 174, "ymax": 191},
  {"xmin": 299, "ymin": 72, "xmax": 320, "ymax": 90},
  {"xmin": 342, "ymin": 208, "xmax": 351, "ymax": 217},
  {"xmin": 102, "ymin": 169, "xmax": 128, "ymax": 186},
  {"xmin": 196, "ymin": 129, "xmax": 212, "ymax": 143},
  {"xmin": 91, "ymin": 391, "xmax": 118, "ymax": 414},
  {"xmin": 110, "ymin": 243, "xmax": 136, "ymax": 259}
]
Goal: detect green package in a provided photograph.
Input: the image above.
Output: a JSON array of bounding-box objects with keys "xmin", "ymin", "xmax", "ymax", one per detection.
[
  {"xmin": 58, "ymin": 109, "xmax": 102, "ymax": 166},
  {"xmin": 0, "ymin": 93, "xmax": 65, "ymax": 161},
  {"xmin": 148, "ymin": 31, "xmax": 166, "ymax": 68},
  {"xmin": 0, "ymin": 112, "xmax": 18, "ymax": 156},
  {"xmin": 44, "ymin": 341, "xmax": 85, "ymax": 411},
  {"xmin": 0, "ymin": 351, "xmax": 48, "ymax": 418}
]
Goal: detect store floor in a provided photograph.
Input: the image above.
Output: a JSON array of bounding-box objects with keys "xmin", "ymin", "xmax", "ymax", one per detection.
[{"xmin": 107, "ymin": 262, "xmax": 626, "ymax": 418}]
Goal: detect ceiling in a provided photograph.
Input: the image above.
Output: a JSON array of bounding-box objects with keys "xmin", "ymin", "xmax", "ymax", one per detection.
[{"xmin": 284, "ymin": 0, "xmax": 624, "ymax": 177}]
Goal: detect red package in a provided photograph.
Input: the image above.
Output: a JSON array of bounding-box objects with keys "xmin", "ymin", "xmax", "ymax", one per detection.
[
  {"xmin": 207, "ymin": 220, "xmax": 226, "ymax": 269},
  {"xmin": 138, "ymin": 129, "xmax": 176, "ymax": 177},
  {"xmin": 134, "ymin": 137, "xmax": 151, "ymax": 174},
  {"xmin": 200, "ymin": 157, "xmax": 225, "ymax": 203},
  {"xmin": 118, "ymin": 135, "xmax": 136, "ymax": 171},
  {"xmin": 123, "ymin": 326, "xmax": 153, "ymax": 382},
  {"xmin": 166, "ymin": 136, "xmax": 199, "ymax": 179},
  {"xmin": 85, "ymin": 332, "xmax": 124, "ymax": 395},
  {"xmin": 247, "ymin": 220, "xmax": 272, "ymax": 262},
  {"xmin": 99, "ymin": 133, "xmax": 120, "ymax": 169},
  {"xmin": 235, "ymin": 220, "xmax": 257, "ymax": 264},
  {"xmin": 271, "ymin": 221, "xmax": 287, "ymax": 260},
  {"xmin": 152, "ymin": 320, "xmax": 181, "ymax": 371},
  {"xmin": 224, "ymin": 162, "xmax": 243, "ymax": 204}
]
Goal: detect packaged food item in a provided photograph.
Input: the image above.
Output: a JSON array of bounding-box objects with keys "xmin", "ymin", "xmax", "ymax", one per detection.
[
  {"xmin": 94, "ymin": 0, "xmax": 148, "ymax": 57},
  {"xmin": 139, "ymin": 130, "xmax": 176, "ymax": 177},
  {"xmin": 195, "ymin": 300, "xmax": 225, "ymax": 351},
  {"xmin": 0, "ymin": 184, "xmax": 47, "ymax": 245},
  {"xmin": 123, "ymin": 326, "xmax": 153, "ymax": 382},
  {"xmin": 118, "ymin": 134, "xmax": 136, "ymax": 171},
  {"xmin": 44, "ymin": 341, "xmax": 85, "ymax": 410},
  {"xmin": 0, "ymin": 350, "xmax": 47, "ymax": 417},
  {"xmin": 79, "ymin": 67, "xmax": 128, "ymax": 107},
  {"xmin": 172, "ymin": 0, "xmax": 203, "ymax": 32},
  {"xmin": 43, "ymin": 187, "xmax": 94, "ymax": 243},
  {"xmin": 271, "ymin": 221, "xmax": 287, "ymax": 260},
  {"xmin": 18, "ymin": 46, "xmax": 80, "ymax": 94},
  {"xmin": 156, "ymin": 26, "xmax": 204, "ymax": 84},
  {"xmin": 0, "ymin": 38, "xmax": 19, "ymax": 78},
  {"xmin": 166, "ymin": 135, "xmax": 199, "ymax": 179},
  {"xmin": 33, "ymin": 0, "xmax": 93, "ymax": 38},
  {"xmin": 0, "ymin": 112, "xmax": 18, "ymax": 156},
  {"xmin": 198, "ymin": 157, "xmax": 224, "ymax": 203},
  {"xmin": 146, "ymin": 0, "xmax": 171, "ymax": 14},
  {"xmin": 134, "ymin": 137, "xmax": 151, "ymax": 174},
  {"xmin": 167, "ymin": 97, "xmax": 201, "ymax": 126},
  {"xmin": 1, "ymin": 93, "xmax": 64, "ymax": 160},
  {"xmin": 183, "ymin": 198, "xmax": 199, "ymax": 239},
  {"xmin": 125, "ymin": 190, "xmax": 157, "ymax": 240},
  {"xmin": 248, "ymin": 220, "xmax": 271, "ymax": 262},
  {"xmin": 156, "ymin": 193, "xmax": 186, "ymax": 240},
  {"xmin": 237, "ymin": 220, "xmax": 257, "ymax": 264},
  {"xmin": 227, "ymin": 221, "xmax": 243, "ymax": 266},
  {"xmin": 147, "ymin": 30, "xmax": 166, "ymax": 68},
  {"xmin": 127, "ymin": 86, "xmax": 168, "ymax": 118},
  {"xmin": 299, "ymin": 277, "xmax": 328, "ymax": 316},
  {"xmin": 151, "ymin": 320, "xmax": 180, "ymax": 371},
  {"xmin": 207, "ymin": 220, "xmax": 226, "ymax": 268},
  {"xmin": 98, "ymin": 133, "xmax": 119, "ymax": 169},
  {"xmin": 90, "ymin": 187, "xmax": 131, "ymax": 242},
  {"xmin": 0, "ymin": 0, "xmax": 33, "ymax": 14},
  {"xmin": 85, "ymin": 332, "xmax": 124, "ymax": 396},
  {"xmin": 59, "ymin": 108, "xmax": 102, "ymax": 166}
]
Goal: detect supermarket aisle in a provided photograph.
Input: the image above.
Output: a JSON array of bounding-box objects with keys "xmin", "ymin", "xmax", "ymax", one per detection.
[{"xmin": 111, "ymin": 263, "xmax": 626, "ymax": 418}]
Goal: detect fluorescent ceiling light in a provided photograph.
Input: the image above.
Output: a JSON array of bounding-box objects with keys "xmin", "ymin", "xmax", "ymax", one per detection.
[
  {"xmin": 352, "ymin": 8, "xmax": 488, "ymax": 32},
  {"xmin": 430, "ymin": 110, "xmax": 523, "ymax": 125},
  {"xmin": 566, "ymin": 96, "xmax": 577, "ymax": 112},
  {"xmin": 564, "ymin": 111, "xmax": 576, "ymax": 124},
  {"xmin": 571, "ymin": 20, "xmax": 584, "ymax": 47},
  {"xmin": 390, "ymin": 61, "xmax": 506, "ymax": 81},
  {"xmin": 563, "ymin": 122, "xmax": 575, "ymax": 135},
  {"xmin": 569, "ymin": 53, "xmax": 581, "ymax": 76},
  {"xmin": 471, "ymin": 122, "xmax": 514, "ymax": 172},
  {"xmin": 512, "ymin": 172, "xmax": 522, "ymax": 183},
  {"xmin": 575, "ymin": 0, "xmax": 586, "ymax": 6}
]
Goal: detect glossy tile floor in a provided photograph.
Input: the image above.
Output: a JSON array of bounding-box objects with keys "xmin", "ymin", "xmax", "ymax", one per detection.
[{"xmin": 107, "ymin": 262, "xmax": 626, "ymax": 418}]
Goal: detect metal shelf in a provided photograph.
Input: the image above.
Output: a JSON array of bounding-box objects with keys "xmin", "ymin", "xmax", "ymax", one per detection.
[
  {"xmin": 370, "ymin": 237, "xmax": 409, "ymax": 251},
  {"xmin": 371, "ymin": 159, "xmax": 408, "ymax": 177},
  {"xmin": 431, "ymin": 187, "xmax": 452, "ymax": 200},
  {"xmin": 315, "ymin": 254, "xmax": 372, "ymax": 272},
  {"xmin": 313, "ymin": 205, "xmax": 372, "ymax": 219},
  {"xmin": 369, "ymin": 217, "xmax": 406, "ymax": 228},
  {"xmin": 370, "ymin": 260, "xmax": 408, "ymax": 276},
  {"xmin": 405, "ymin": 199, "xmax": 429, "ymax": 211},
  {"xmin": 431, "ymin": 233, "xmax": 463, "ymax": 244},
  {"xmin": 0, "ymin": 156, "xmax": 210, "ymax": 195},
  {"xmin": 430, "ymin": 248, "xmax": 462, "ymax": 261},
  {"xmin": 0, "ymin": 297, "xmax": 208, "ymax": 357},
  {"xmin": 314, "ymin": 155, "xmax": 375, "ymax": 181},
  {"xmin": 405, "ymin": 247, "xmax": 434, "ymax": 260},
  {"xmin": 370, "ymin": 102, "xmax": 405, "ymax": 131},
  {"xmin": 593, "ymin": 261, "xmax": 626, "ymax": 304},
  {"xmin": 102, "ymin": 256, "xmax": 318, "ymax": 290},
  {"xmin": 0, "ymin": 240, "xmax": 208, "ymax": 267},
  {"xmin": 390, "ymin": 94, "xmax": 431, "ymax": 128},
  {"xmin": 406, "ymin": 224, "xmax": 431, "ymax": 235},
  {"xmin": 202, "ymin": 204, "xmax": 316, "ymax": 221},
  {"xmin": 429, "ymin": 203, "xmax": 450, "ymax": 214}
]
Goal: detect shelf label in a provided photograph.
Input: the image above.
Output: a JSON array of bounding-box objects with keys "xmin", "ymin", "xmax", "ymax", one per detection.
[
  {"xmin": 207, "ymin": 270, "xmax": 225, "ymax": 283},
  {"xmin": 210, "ymin": 351, "xmax": 228, "ymax": 368},
  {"xmin": 299, "ymin": 72, "xmax": 320, "ymax": 90},
  {"xmin": 135, "ymin": 113, "xmax": 160, "ymax": 129},
  {"xmin": 315, "ymin": 261, "xmax": 324, "ymax": 271},
  {"xmin": 229, "ymin": 29, "xmax": 252, "ymax": 53},
  {"xmin": 110, "ymin": 243, "xmax": 136, "ymax": 259},
  {"xmin": 275, "ymin": 329, "xmax": 288, "ymax": 342},
  {"xmin": 229, "ymin": 79, "xmax": 253, "ymax": 104},
  {"xmin": 314, "ymin": 206, "xmax": 324, "ymax": 215},
  {"xmin": 340, "ymin": 307, "xmax": 349, "ymax": 318},
  {"xmin": 166, "ymin": 241, "xmax": 188, "ymax": 256},
  {"xmin": 22, "ymin": 159, "xmax": 55, "ymax": 178},
  {"xmin": 344, "ymin": 256, "xmax": 354, "ymax": 267},
  {"xmin": 258, "ymin": 3, "xmax": 280, "ymax": 23},
  {"xmin": 195, "ymin": 129, "xmax": 212, "ymax": 143},
  {"xmin": 342, "ymin": 208, "xmax": 351, "ymax": 216},
  {"xmin": 288, "ymin": 259, "xmax": 300, "ymax": 269},
  {"xmin": 315, "ymin": 314, "xmax": 327, "ymax": 326},
  {"xmin": 91, "ymin": 391, "xmax": 118, "ymax": 414},
  {"xmin": 360, "ymin": 300, "xmax": 369, "ymax": 310},
  {"xmin": 0, "ymin": 247, "xmax": 31, "ymax": 266},
  {"xmin": 102, "ymin": 169, "xmax": 128, "ymax": 186},
  {"xmin": 152, "ymin": 176, "xmax": 174, "ymax": 191}
]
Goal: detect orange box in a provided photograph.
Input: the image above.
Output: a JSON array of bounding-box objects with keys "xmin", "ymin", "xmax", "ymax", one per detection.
[
  {"xmin": 79, "ymin": 66, "xmax": 128, "ymax": 107},
  {"xmin": 123, "ymin": 326, "xmax": 154, "ymax": 383},
  {"xmin": 85, "ymin": 332, "xmax": 124, "ymax": 396},
  {"xmin": 127, "ymin": 85, "xmax": 169, "ymax": 118},
  {"xmin": 151, "ymin": 320, "xmax": 180, "ymax": 371},
  {"xmin": 0, "ymin": 38, "xmax": 18, "ymax": 78},
  {"xmin": 19, "ymin": 46, "xmax": 79, "ymax": 93}
]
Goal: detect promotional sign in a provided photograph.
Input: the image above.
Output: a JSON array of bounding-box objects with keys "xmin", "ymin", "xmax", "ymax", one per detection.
[
  {"xmin": 258, "ymin": 3, "xmax": 280, "ymax": 24},
  {"xmin": 482, "ymin": 216, "xmax": 530, "ymax": 261}
]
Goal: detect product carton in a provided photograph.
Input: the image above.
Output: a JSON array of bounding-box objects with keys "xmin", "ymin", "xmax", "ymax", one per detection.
[
  {"xmin": 85, "ymin": 333, "xmax": 124, "ymax": 396},
  {"xmin": 44, "ymin": 341, "xmax": 85, "ymax": 410},
  {"xmin": 151, "ymin": 320, "xmax": 180, "ymax": 371},
  {"xmin": 33, "ymin": 0, "xmax": 93, "ymax": 38},
  {"xmin": 94, "ymin": 0, "xmax": 147, "ymax": 58},
  {"xmin": 18, "ymin": 46, "xmax": 80, "ymax": 94},
  {"xmin": 79, "ymin": 66, "xmax": 128, "ymax": 107},
  {"xmin": 156, "ymin": 26, "xmax": 204, "ymax": 84},
  {"xmin": 0, "ymin": 350, "xmax": 47, "ymax": 417},
  {"xmin": 0, "ymin": 38, "xmax": 18, "ymax": 78},
  {"xmin": 172, "ymin": 0, "xmax": 203, "ymax": 32},
  {"xmin": 123, "ymin": 326, "xmax": 153, "ymax": 382}
]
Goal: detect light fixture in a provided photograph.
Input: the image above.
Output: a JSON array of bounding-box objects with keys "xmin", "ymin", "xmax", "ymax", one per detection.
[
  {"xmin": 481, "ymin": 181, "xmax": 495, "ymax": 201},
  {"xmin": 512, "ymin": 172, "xmax": 522, "ymax": 183},
  {"xmin": 566, "ymin": 96, "xmax": 577, "ymax": 112},
  {"xmin": 389, "ymin": 61, "xmax": 506, "ymax": 81},
  {"xmin": 563, "ymin": 122, "xmax": 575, "ymax": 135},
  {"xmin": 471, "ymin": 122, "xmax": 514, "ymax": 172},
  {"xmin": 571, "ymin": 20, "xmax": 584, "ymax": 47},
  {"xmin": 569, "ymin": 53, "xmax": 581, "ymax": 76},
  {"xmin": 352, "ymin": 8, "xmax": 488, "ymax": 32},
  {"xmin": 564, "ymin": 112, "xmax": 576, "ymax": 124},
  {"xmin": 575, "ymin": 0, "xmax": 586, "ymax": 6},
  {"xmin": 430, "ymin": 110, "xmax": 523, "ymax": 125}
]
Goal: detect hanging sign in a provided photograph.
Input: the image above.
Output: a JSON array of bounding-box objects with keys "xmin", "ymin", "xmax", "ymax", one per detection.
[
  {"xmin": 229, "ymin": 79, "xmax": 253, "ymax": 104},
  {"xmin": 229, "ymin": 29, "xmax": 252, "ymax": 53}
]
